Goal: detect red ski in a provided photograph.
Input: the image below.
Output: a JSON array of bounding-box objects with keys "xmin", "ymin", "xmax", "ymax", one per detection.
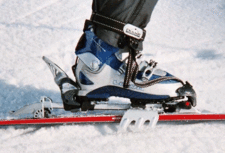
[{"xmin": 1, "ymin": 113, "xmax": 225, "ymax": 126}]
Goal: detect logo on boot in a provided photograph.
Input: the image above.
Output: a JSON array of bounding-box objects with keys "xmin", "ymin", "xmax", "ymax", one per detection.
[
  {"xmin": 113, "ymin": 80, "xmax": 143, "ymax": 91},
  {"xmin": 123, "ymin": 24, "xmax": 143, "ymax": 40}
]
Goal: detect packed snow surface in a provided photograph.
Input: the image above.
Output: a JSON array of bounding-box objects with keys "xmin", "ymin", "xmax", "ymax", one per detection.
[{"xmin": 0, "ymin": 0, "xmax": 225, "ymax": 152}]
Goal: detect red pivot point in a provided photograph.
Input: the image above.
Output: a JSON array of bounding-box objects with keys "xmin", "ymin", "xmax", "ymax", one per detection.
[{"xmin": 185, "ymin": 101, "xmax": 191, "ymax": 106}]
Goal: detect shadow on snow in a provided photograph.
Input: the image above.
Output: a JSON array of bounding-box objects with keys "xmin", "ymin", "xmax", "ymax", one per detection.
[
  {"xmin": 0, "ymin": 80, "xmax": 60, "ymax": 119},
  {"xmin": 195, "ymin": 49, "xmax": 223, "ymax": 60}
]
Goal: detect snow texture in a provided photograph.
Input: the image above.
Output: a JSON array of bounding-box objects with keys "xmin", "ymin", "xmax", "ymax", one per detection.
[{"xmin": 0, "ymin": 0, "xmax": 225, "ymax": 152}]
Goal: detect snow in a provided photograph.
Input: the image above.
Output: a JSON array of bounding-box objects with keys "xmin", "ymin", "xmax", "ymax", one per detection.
[{"xmin": 0, "ymin": 0, "xmax": 225, "ymax": 152}]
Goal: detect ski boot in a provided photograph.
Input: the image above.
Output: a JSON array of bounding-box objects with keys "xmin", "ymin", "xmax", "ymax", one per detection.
[{"xmin": 71, "ymin": 24, "xmax": 196, "ymax": 112}]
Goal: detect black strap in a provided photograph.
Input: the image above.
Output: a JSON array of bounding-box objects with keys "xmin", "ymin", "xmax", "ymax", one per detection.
[
  {"xmin": 123, "ymin": 48, "xmax": 139, "ymax": 88},
  {"xmin": 91, "ymin": 13, "xmax": 146, "ymax": 41}
]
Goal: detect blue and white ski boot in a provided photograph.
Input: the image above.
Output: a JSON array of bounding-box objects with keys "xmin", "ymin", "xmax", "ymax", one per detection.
[
  {"xmin": 70, "ymin": 29, "xmax": 196, "ymax": 112},
  {"xmin": 43, "ymin": 28, "xmax": 196, "ymax": 112}
]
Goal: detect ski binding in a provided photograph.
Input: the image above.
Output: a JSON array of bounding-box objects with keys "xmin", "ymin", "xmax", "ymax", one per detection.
[{"xmin": 1, "ymin": 56, "xmax": 225, "ymax": 130}]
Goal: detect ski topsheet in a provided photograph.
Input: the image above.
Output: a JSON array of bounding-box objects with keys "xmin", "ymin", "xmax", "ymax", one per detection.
[{"xmin": 1, "ymin": 113, "xmax": 225, "ymax": 126}]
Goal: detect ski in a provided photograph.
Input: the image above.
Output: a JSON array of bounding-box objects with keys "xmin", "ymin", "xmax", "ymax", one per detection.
[
  {"xmin": 1, "ymin": 113, "xmax": 225, "ymax": 126},
  {"xmin": 1, "ymin": 96, "xmax": 225, "ymax": 128}
]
